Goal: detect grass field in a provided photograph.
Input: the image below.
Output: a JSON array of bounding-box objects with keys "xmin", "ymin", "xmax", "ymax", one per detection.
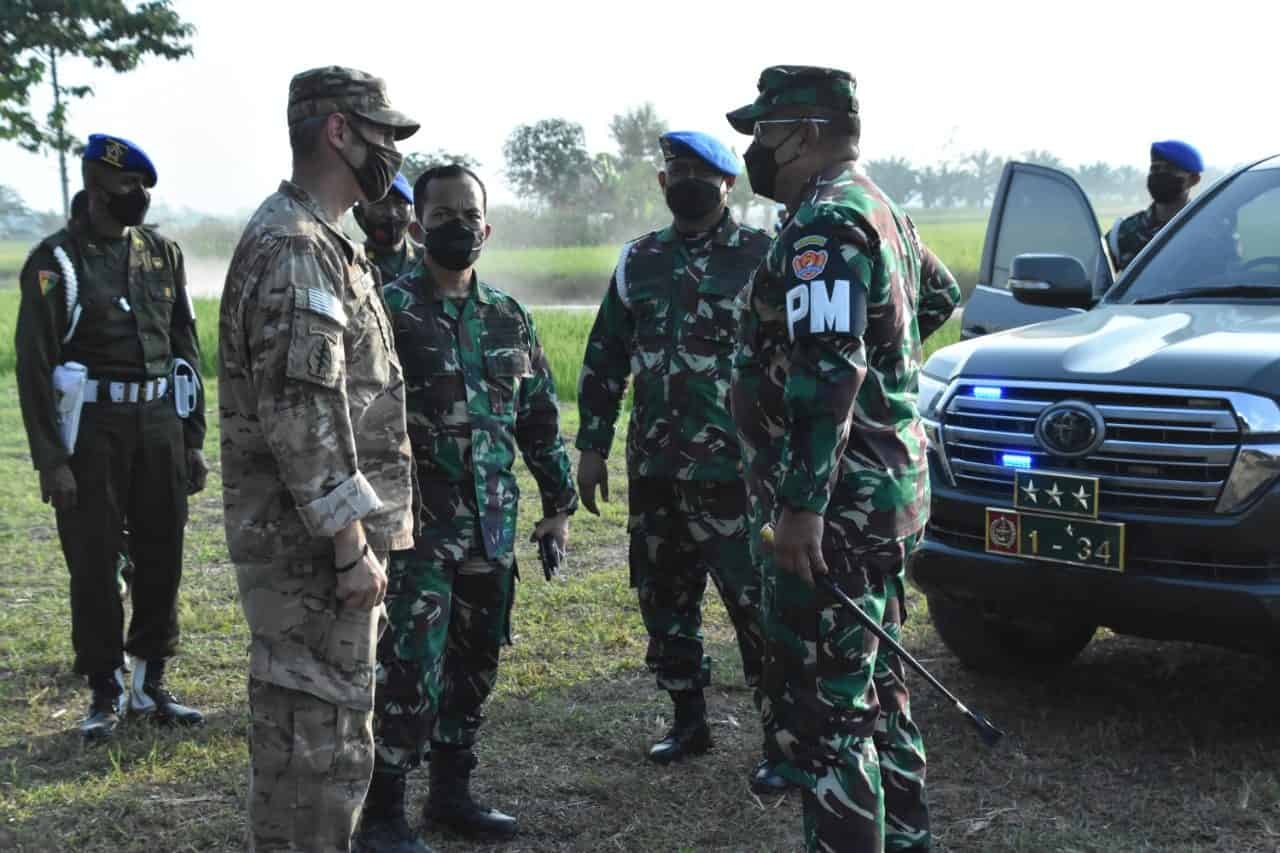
[{"xmin": 0, "ymin": 343, "xmax": 1278, "ymax": 850}]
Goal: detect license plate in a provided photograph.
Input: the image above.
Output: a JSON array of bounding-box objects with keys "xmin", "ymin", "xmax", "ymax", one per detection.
[{"xmin": 985, "ymin": 507, "xmax": 1125, "ymax": 571}]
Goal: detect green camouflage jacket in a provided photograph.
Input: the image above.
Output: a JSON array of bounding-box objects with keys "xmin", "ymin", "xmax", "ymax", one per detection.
[
  {"xmin": 367, "ymin": 239, "xmax": 418, "ymax": 286},
  {"xmin": 576, "ymin": 211, "xmax": 771, "ymax": 481},
  {"xmin": 731, "ymin": 163, "xmax": 960, "ymax": 550},
  {"xmin": 384, "ymin": 267, "xmax": 577, "ymax": 562},
  {"xmin": 1105, "ymin": 206, "xmax": 1164, "ymax": 272}
]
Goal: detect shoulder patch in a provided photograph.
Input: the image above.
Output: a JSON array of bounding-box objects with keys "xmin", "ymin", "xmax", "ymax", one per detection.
[
  {"xmin": 792, "ymin": 234, "xmax": 827, "ymax": 252},
  {"xmin": 792, "ymin": 249, "xmax": 828, "ymax": 281},
  {"xmin": 614, "ymin": 239, "xmax": 638, "ymax": 308},
  {"xmin": 295, "ymin": 286, "xmax": 348, "ymax": 326},
  {"xmin": 37, "ymin": 270, "xmax": 60, "ymax": 296}
]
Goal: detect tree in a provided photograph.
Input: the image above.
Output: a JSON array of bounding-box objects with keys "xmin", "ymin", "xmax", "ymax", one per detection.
[
  {"xmin": 1020, "ymin": 149, "xmax": 1066, "ymax": 170},
  {"xmin": 0, "ymin": 1, "xmax": 195, "ymax": 217},
  {"xmin": 963, "ymin": 149, "xmax": 1006, "ymax": 207},
  {"xmin": 609, "ymin": 102, "xmax": 667, "ymax": 168},
  {"xmin": 503, "ymin": 118, "xmax": 595, "ymax": 208},
  {"xmin": 866, "ymin": 157, "xmax": 919, "ymax": 206},
  {"xmin": 400, "ymin": 149, "xmax": 482, "ymax": 185}
]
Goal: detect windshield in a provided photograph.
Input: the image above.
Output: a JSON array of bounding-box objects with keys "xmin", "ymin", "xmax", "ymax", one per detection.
[{"xmin": 1109, "ymin": 164, "xmax": 1280, "ymax": 304}]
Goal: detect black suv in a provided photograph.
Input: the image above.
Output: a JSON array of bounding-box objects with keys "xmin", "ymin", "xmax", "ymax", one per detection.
[{"xmin": 909, "ymin": 158, "xmax": 1280, "ymax": 672}]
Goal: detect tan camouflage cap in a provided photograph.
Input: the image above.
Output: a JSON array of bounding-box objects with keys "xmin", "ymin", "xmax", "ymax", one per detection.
[
  {"xmin": 287, "ymin": 66, "xmax": 419, "ymax": 141},
  {"xmin": 726, "ymin": 65, "xmax": 859, "ymax": 135}
]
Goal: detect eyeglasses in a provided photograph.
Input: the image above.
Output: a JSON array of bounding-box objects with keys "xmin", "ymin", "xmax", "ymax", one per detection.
[{"xmin": 752, "ymin": 118, "xmax": 831, "ymax": 144}]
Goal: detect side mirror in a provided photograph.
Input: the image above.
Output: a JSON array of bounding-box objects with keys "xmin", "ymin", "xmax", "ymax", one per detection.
[{"xmin": 1008, "ymin": 254, "xmax": 1094, "ymax": 309}]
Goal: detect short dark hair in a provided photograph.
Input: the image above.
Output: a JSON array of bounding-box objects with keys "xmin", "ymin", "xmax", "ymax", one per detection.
[
  {"xmin": 289, "ymin": 115, "xmax": 329, "ymax": 160},
  {"xmin": 413, "ymin": 164, "xmax": 487, "ymax": 219}
]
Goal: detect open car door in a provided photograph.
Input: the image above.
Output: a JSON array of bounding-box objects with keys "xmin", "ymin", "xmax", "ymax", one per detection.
[{"xmin": 963, "ymin": 162, "xmax": 1114, "ymax": 339}]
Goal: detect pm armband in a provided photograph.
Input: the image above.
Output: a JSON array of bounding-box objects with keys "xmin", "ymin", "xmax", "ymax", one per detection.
[{"xmin": 784, "ymin": 278, "xmax": 867, "ymax": 343}]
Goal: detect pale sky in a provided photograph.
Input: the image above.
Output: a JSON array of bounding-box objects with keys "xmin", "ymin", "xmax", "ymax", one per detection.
[{"xmin": 2, "ymin": 0, "xmax": 1275, "ymax": 216}]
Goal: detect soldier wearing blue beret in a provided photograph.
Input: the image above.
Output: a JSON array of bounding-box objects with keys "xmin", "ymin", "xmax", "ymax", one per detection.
[
  {"xmin": 14, "ymin": 133, "xmax": 207, "ymax": 741},
  {"xmin": 1106, "ymin": 139, "xmax": 1204, "ymax": 272},
  {"xmin": 354, "ymin": 171, "xmax": 419, "ymax": 285},
  {"xmin": 575, "ymin": 130, "xmax": 791, "ymax": 791}
]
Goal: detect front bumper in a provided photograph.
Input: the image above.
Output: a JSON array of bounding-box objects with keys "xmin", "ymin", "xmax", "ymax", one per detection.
[{"xmin": 909, "ymin": 474, "xmax": 1280, "ymax": 656}]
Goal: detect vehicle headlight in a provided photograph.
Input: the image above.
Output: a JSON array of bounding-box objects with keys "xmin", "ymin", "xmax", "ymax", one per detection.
[
  {"xmin": 1216, "ymin": 444, "xmax": 1280, "ymax": 513},
  {"xmin": 917, "ymin": 372, "xmax": 955, "ymax": 486},
  {"xmin": 917, "ymin": 372, "xmax": 949, "ymax": 419}
]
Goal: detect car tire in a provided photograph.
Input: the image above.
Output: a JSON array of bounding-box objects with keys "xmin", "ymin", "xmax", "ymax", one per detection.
[{"xmin": 926, "ymin": 590, "xmax": 1096, "ymax": 676}]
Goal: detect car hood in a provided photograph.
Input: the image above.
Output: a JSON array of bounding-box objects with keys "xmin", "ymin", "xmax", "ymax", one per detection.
[{"xmin": 927, "ymin": 304, "xmax": 1280, "ymax": 391}]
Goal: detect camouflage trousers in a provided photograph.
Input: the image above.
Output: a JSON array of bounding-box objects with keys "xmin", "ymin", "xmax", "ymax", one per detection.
[
  {"xmin": 247, "ymin": 677, "xmax": 374, "ymax": 852},
  {"xmin": 761, "ymin": 536, "xmax": 929, "ymax": 853},
  {"xmin": 628, "ymin": 477, "xmax": 764, "ymax": 699},
  {"xmin": 372, "ymin": 548, "xmax": 514, "ymax": 774}
]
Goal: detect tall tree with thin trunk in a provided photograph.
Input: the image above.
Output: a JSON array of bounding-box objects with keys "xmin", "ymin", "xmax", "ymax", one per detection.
[{"xmin": 0, "ymin": 1, "xmax": 195, "ymax": 217}]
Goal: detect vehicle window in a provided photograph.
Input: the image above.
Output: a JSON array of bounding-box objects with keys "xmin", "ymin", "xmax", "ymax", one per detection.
[
  {"xmin": 1112, "ymin": 167, "xmax": 1280, "ymax": 303},
  {"xmin": 990, "ymin": 171, "xmax": 1100, "ymax": 291}
]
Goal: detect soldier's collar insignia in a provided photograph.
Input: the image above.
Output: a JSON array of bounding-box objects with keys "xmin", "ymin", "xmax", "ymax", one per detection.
[{"xmin": 102, "ymin": 139, "xmax": 128, "ymax": 168}]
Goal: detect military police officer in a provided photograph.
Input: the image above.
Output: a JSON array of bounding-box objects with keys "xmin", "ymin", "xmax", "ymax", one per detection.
[
  {"xmin": 355, "ymin": 164, "xmax": 578, "ymax": 851},
  {"xmin": 219, "ymin": 66, "xmax": 419, "ymax": 852},
  {"xmin": 726, "ymin": 66, "xmax": 961, "ymax": 852},
  {"xmin": 355, "ymin": 171, "xmax": 418, "ymax": 284},
  {"xmin": 575, "ymin": 130, "xmax": 788, "ymax": 789},
  {"xmin": 1106, "ymin": 139, "xmax": 1204, "ymax": 272},
  {"xmin": 15, "ymin": 133, "xmax": 207, "ymax": 741}
]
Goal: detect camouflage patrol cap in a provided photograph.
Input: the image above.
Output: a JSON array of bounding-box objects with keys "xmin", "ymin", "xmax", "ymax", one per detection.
[
  {"xmin": 287, "ymin": 66, "xmax": 420, "ymax": 141},
  {"xmin": 726, "ymin": 65, "xmax": 859, "ymax": 135}
]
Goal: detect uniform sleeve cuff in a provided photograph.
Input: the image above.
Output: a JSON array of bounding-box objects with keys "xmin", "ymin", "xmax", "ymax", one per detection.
[
  {"xmin": 297, "ymin": 471, "xmax": 384, "ymax": 537},
  {"xmin": 543, "ymin": 488, "xmax": 580, "ymax": 519}
]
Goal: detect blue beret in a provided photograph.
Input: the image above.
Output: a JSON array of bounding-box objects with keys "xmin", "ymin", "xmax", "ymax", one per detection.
[
  {"xmin": 1151, "ymin": 140, "xmax": 1203, "ymax": 174},
  {"xmin": 660, "ymin": 131, "xmax": 741, "ymax": 177},
  {"xmin": 389, "ymin": 172, "xmax": 413, "ymax": 205},
  {"xmin": 83, "ymin": 133, "xmax": 157, "ymax": 187}
]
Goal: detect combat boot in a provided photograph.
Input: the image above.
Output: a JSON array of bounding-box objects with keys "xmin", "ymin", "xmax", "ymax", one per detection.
[
  {"xmin": 647, "ymin": 689, "xmax": 712, "ymax": 764},
  {"xmin": 354, "ymin": 771, "xmax": 433, "ymax": 853},
  {"xmin": 129, "ymin": 659, "xmax": 204, "ymax": 726},
  {"xmin": 80, "ymin": 669, "xmax": 126, "ymax": 741},
  {"xmin": 749, "ymin": 758, "xmax": 795, "ymax": 794},
  {"xmin": 423, "ymin": 744, "xmax": 518, "ymax": 840}
]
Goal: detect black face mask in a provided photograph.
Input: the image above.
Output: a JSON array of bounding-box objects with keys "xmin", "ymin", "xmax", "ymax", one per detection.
[
  {"xmin": 1148, "ymin": 172, "xmax": 1186, "ymax": 205},
  {"xmin": 424, "ymin": 219, "xmax": 484, "ymax": 271},
  {"xmin": 744, "ymin": 125, "xmax": 803, "ymax": 201},
  {"xmin": 665, "ymin": 178, "xmax": 723, "ymax": 221},
  {"xmin": 106, "ymin": 186, "xmax": 150, "ymax": 226},
  {"xmin": 340, "ymin": 124, "xmax": 404, "ymax": 204}
]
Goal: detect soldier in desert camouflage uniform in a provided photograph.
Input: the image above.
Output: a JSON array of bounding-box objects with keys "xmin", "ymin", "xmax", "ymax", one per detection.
[
  {"xmin": 354, "ymin": 164, "xmax": 577, "ymax": 851},
  {"xmin": 726, "ymin": 66, "xmax": 961, "ymax": 852},
  {"xmin": 218, "ymin": 66, "xmax": 420, "ymax": 853},
  {"xmin": 575, "ymin": 130, "xmax": 791, "ymax": 789},
  {"xmin": 355, "ymin": 171, "xmax": 418, "ymax": 285}
]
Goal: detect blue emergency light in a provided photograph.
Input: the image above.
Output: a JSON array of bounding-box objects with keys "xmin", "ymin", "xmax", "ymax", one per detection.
[
  {"xmin": 973, "ymin": 386, "xmax": 1004, "ymax": 400},
  {"xmin": 1001, "ymin": 453, "xmax": 1033, "ymax": 470}
]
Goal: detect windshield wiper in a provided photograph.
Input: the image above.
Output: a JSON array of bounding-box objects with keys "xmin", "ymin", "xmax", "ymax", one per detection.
[{"xmin": 1132, "ymin": 284, "xmax": 1280, "ymax": 305}]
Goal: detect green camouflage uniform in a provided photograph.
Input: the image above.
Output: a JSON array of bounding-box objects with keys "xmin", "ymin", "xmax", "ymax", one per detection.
[
  {"xmin": 219, "ymin": 67, "xmax": 419, "ymax": 853},
  {"xmin": 367, "ymin": 239, "xmax": 418, "ymax": 287},
  {"xmin": 1105, "ymin": 206, "xmax": 1164, "ymax": 273},
  {"xmin": 728, "ymin": 67, "xmax": 962, "ymax": 853},
  {"xmin": 576, "ymin": 211, "xmax": 771, "ymax": 697},
  {"xmin": 373, "ymin": 265, "xmax": 577, "ymax": 775}
]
